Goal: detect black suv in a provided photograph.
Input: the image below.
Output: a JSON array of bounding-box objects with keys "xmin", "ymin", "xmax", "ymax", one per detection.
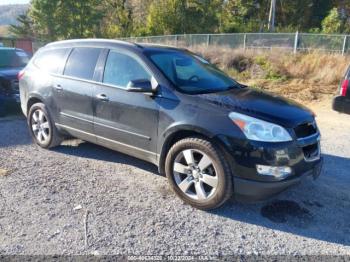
[
  {"xmin": 0, "ymin": 47, "xmax": 30, "ymax": 116},
  {"xmin": 19, "ymin": 39, "xmax": 322, "ymax": 210},
  {"xmin": 333, "ymin": 65, "xmax": 350, "ymax": 114}
]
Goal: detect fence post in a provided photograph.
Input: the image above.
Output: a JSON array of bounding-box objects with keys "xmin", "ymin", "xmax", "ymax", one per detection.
[
  {"xmin": 175, "ymin": 35, "xmax": 178, "ymax": 47},
  {"xmin": 342, "ymin": 35, "xmax": 347, "ymax": 56},
  {"xmin": 293, "ymin": 31, "xmax": 299, "ymax": 54},
  {"xmin": 243, "ymin": 34, "xmax": 247, "ymax": 50},
  {"xmin": 206, "ymin": 34, "xmax": 211, "ymax": 47}
]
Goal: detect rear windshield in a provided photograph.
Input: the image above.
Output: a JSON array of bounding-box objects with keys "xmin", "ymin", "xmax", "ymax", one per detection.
[{"xmin": 0, "ymin": 49, "xmax": 29, "ymax": 68}]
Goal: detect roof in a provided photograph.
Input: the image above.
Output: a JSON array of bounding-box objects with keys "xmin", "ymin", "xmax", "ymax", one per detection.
[
  {"xmin": 44, "ymin": 38, "xmax": 184, "ymax": 52},
  {"xmin": 0, "ymin": 47, "xmax": 20, "ymax": 51}
]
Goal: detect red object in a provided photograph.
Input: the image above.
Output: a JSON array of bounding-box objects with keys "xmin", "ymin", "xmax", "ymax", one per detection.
[
  {"xmin": 340, "ymin": 79, "xmax": 349, "ymax": 96},
  {"xmin": 15, "ymin": 39, "xmax": 33, "ymax": 54},
  {"xmin": 17, "ymin": 70, "xmax": 25, "ymax": 80}
]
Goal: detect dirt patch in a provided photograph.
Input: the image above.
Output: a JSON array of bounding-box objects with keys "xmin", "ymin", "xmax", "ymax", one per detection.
[{"xmin": 261, "ymin": 200, "xmax": 313, "ymax": 226}]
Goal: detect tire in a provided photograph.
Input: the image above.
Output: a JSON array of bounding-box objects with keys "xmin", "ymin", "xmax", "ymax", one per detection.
[
  {"xmin": 165, "ymin": 137, "xmax": 233, "ymax": 210},
  {"xmin": 27, "ymin": 102, "xmax": 63, "ymax": 148}
]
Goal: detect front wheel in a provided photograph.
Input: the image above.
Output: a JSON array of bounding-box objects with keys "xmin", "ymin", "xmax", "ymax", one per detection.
[
  {"xmin": 165, "ymin": 137, "xmax": 233, "ymax": 210},
  {"xmin": 27, "ymin": 102, "xmax": 63, "ymax": 148}
]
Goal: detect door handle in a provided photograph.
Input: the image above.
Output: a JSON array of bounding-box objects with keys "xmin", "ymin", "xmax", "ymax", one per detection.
[
  {"xmin": 96, "ymin": 93, "xmax": 109, "ymax": 102},
  {"xmin": 54, "ymin": 84, "xmax": 63, "ymax": 91}
]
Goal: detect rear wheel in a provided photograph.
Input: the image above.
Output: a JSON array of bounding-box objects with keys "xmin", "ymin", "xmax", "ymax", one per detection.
[
  {"xmin": 165, "ymin": 137, "xmax": 233, "ymax": 210},
  {"xmin": 28, "ymin": 102, "xmax": 63, "ymax": 148}
]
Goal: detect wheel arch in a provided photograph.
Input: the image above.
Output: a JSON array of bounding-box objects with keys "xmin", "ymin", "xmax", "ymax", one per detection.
[
  {"xmin": 158, "ymin": 125, "xmax": 230, "ymax": 175},
  {"xmin": 26, "ymin": 94, "xmax": 45, "ymax": 116}
]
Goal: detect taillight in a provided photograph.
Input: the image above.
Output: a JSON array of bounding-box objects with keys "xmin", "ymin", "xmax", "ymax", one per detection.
[
  {"xmin": 340, "ymin": 79, "xmax": 349, "ymax": 96},
  {"xmin": 17, "ymin": 70, "xmax": 25, "ymax": 80}
]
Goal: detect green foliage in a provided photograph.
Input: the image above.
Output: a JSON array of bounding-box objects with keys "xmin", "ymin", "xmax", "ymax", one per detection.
[
  {"xmin": 254, "ymin": 55, "xmax": 287, "ymax": 81},
  {"xmin": 29, "ymin": 0, "xmax": 102, "ymax": 40},
  {"xmin": 322, "ymin": 8, "xmax": 342, "ymax": 33},
  {"xmin": 9, "ymin": 12, "xmax": 34, "ymax": 38},
  {"xmin": 146, "ymin": 0, "xmax": 222, "ymax": 35},
  {"xmin": 321, "ymin": 6, "xmax": 350, "ymax": 34},
  {"xmin": 6, "ymin": 0, "xmax": 350, "ymax": 41},
  {"xmin": 100, "ymin": 0, "xmax": 133, "ymax": 38}
]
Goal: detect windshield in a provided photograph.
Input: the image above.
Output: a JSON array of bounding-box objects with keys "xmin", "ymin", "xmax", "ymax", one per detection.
[
  {"xmin": 146, "ymin": 50, "xmax": 238, "ymax": 94},
  {"xmin": 0, "ymin": 49, "xmax": 29, "ymax": 68}
]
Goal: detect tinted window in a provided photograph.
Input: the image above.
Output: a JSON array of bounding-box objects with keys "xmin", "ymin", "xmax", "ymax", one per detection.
[
  {"xmin": 147, "ymin": 51, "xmax": 238, "ymax": 94},
  {"xmin": 0, "ymin": 49, "xmax": 29, "ymax": 68},
  {"xmin": 103, "ymin": 50, "xmax": 151, "ymax": 88},
  {"xmin": 64, "ymin": 47, "xmax": 101, "ymax": 80},
  {"xmin": 33, "ymin": 48, "xmax": 68, "ymax": 73}
]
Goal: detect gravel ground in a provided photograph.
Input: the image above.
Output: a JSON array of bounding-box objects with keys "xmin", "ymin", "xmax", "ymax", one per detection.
[{"xmin": 0, "ymin": 106, "xmax": 349, "ymax": 256}]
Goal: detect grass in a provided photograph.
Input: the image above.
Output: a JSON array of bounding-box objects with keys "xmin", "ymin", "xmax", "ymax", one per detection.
[{"xmin": 190, "ymin": 45, "xmax": 349, "ymax": 103}]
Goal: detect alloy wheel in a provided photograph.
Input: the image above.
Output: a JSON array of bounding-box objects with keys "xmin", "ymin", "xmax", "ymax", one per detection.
[
  {"xmin": 173, "ymin": 149, "xmax": 218, "ymax": 200},
  {"xmin": 31, "ymin": 109, "xmax": 50, "ymax": 144}
]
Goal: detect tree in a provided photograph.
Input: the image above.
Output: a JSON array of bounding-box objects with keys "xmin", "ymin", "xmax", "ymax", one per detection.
[
  {"xmin": 29, "ymin": 0, "xmax": 61, "ymax": 41},
  {"xmin": 322, "ymin": 8, "xmax": 342, "ymax": 33},
  {"xmin": 100, "ymin": 0, "xmax": 133, "ymax": 38},
  {"xmin": 29, "ymin": 0, "xmax": 102, "ymax": 41},
  {"xmin": 146, "ymin": 0, "xmax": 222, "ymax": 35},
  {"xmin": 9, "ymin": 12, "xmax": 35, "ymax": 38}
]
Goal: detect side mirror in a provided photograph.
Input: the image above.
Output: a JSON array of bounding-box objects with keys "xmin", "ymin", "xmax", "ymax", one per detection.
[{"xmin": 126, "ymin": 77, "xmax": 158, "ymax": 94}]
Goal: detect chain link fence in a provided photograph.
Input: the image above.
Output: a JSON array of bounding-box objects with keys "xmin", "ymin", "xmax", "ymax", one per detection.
[
  {"xmin": 1, "ymin": 33, "xmax": 349, "ymax": 55},
  {"xmin": 124, "ymin": 32, "xmax": 350, "ymax": 55}
]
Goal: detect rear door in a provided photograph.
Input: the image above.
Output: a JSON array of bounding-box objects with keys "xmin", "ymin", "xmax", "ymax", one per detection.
[
  {"xmin": 53, "ymin": 47, "xmax": 102, "ymax": 137},
  {"xmin": 93, "ymin": 49, "xmax": 159, "ymax": 163}
]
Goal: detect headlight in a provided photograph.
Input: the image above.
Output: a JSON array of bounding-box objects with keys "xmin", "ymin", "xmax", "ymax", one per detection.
[{"xmin": 229, "ymin": 112, "xmax": 292, "ymax": 142}]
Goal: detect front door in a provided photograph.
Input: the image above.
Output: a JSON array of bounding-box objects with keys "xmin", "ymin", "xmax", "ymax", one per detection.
[{"xmin": 93, "ymin": 49, "xmax": 159, "ymax": 163}]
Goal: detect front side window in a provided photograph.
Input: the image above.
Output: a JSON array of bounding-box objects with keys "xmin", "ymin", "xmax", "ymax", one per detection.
[
  {"xmin": 64, "ymin": 47, "xmax": 101, "ymax": 80},
  {"xmin": 103, "ymin": 50, "xmax": 151, "ymax": 88},
  {"xmin": 33, "ymin": 48, "xmax": 69, "ymax": 74},
  {"xmin": 146, "ymin": 50, "xmax": 238, "ymax": 94},
  {"xmin": 0, "ymin": 49, "xmax": 29, "ymax": 68}
]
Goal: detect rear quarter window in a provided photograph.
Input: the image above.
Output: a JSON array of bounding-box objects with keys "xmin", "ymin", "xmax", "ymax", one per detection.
[
  {"xmin": 63, "ymin": 47, "xmax": 101, "ymax": 80},
  {"xmin": 33, "ymin": 48, "xmax": 70, "ymax": 74}
]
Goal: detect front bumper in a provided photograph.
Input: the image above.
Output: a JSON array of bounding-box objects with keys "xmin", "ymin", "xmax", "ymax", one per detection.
[
  {"xmin": 216, "ymin": 128, "xmax": 322, "ymax": 201},
  {"xmin": 333, "ymin": 96, "xmax": 350, "ymax": 114},
  {"xmin": 0, "ymin": 94, "xmax": 21, "ymax": 117},
  {"xmin": 233, "ymin": 157, "xmax": 323, "ymax": 201}
]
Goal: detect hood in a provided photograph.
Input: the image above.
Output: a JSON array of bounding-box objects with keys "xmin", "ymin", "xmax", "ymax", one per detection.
[
  {"xmin": 0, "ymin": 67, "xmax": 23, "ymax": 80},
  {"xmin": 198, "ymin": 87, "xmax": 314, "ymax": 128}
]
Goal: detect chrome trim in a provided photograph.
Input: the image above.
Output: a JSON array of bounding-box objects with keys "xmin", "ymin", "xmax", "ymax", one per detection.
[
  {"xmin": 60, "ymin": 112, "xmax": 93, "ymax": 124},
  {"xmin": 60, "ymin": 112, "xmax": 151, "ymax": 140},
  {"xmin": 55, "ymin": 123, "xmax": 158, "ymax": 156},
  {"xmin": 94, "ymin": 121, "xmax": 151, "ymax": 140},
  {"xmin": 51, "ymin": 72, "xmax": 162, "ymax": 97}
]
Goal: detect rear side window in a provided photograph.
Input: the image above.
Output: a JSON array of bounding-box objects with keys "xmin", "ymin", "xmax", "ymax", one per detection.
[
  {"xmin": 64, "ymin": 47, "xmax": 101, "ymax": 80},
  {"xmin": 33, "ymin": 48, "xmax": 69, "ymax": 74},
  {"xmin": 103, "ymin": 50, "xmax": 151, "ymax": 88}
]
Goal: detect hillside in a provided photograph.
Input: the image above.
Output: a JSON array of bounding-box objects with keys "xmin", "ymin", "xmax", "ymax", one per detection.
[
  {"xmin": 192, "ymin": 46, "xmax": 347, "ymax": 103},
  {"xmin": 0, "ymin": 4, "xmax": 29, "ymax": 26}
]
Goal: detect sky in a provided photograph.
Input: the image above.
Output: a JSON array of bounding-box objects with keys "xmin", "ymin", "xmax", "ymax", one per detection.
[{"xmin": 0, "ymin": 0, "xmax": 29, "ymax": 5}]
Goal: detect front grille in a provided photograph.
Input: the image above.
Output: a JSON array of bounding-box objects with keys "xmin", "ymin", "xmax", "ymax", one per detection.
[{"xmin": 294, "ymin": 122, "xmax": 317, "ymax": 139}]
